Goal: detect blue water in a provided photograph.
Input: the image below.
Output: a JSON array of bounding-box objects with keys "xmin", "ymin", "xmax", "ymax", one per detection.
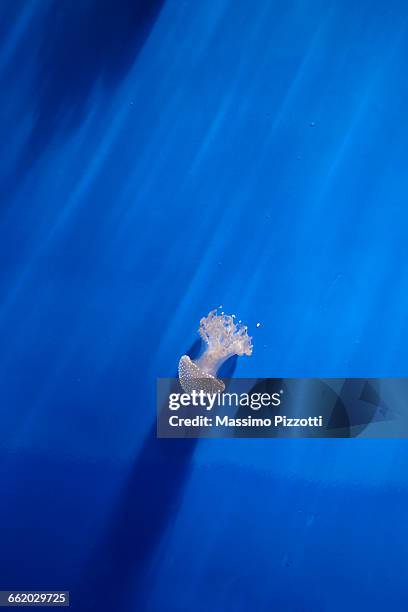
[{"xmin": 1, "ymin": 1, "xmax": 408, "ymax": 610}]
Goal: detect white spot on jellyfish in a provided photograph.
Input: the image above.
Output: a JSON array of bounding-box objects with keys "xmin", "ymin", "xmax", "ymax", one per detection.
[
  {"xmin": 256, "ymin": 322, "xmax": 261, "ymax": 328},
  {"xmin": 178, "ymin": 309, "xmax": 253, "ymax": 394}
]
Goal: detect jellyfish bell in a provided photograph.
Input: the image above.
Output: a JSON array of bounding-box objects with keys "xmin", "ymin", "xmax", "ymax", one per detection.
[
  {"xmin": 178, "ymin": 355, "xmax": 226, "ymax": 394},
  {"xmin": 178, "ymin": 309, "xmax": 253, "ymax": 394}
]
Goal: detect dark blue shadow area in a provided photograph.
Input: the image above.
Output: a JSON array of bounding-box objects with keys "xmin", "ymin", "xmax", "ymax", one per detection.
[
  {"xmin": 77, "ymin": 342, "xmax": 237, "ymax": 611},
  {"xmin": 0, "ymin": 451, "xmax": 118, "ymax": 592},
  {"xmin": 2, "ymin": 0, "xmax": 165, "ymax": 185},
  {"xmin": 78, "ymin": 424, "xmax": 197, "ymax": 611}
]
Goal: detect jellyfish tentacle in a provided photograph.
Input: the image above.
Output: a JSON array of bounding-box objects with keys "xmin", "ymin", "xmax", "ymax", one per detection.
[{"xmin": 178, "ymin": 309, "xmax": 253, "ymax": 393}]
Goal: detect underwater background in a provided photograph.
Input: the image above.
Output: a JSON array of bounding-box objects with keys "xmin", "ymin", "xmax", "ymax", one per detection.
[{"xmin": 1, "ymin": 0, "xmax": 408, "ymax": 610}]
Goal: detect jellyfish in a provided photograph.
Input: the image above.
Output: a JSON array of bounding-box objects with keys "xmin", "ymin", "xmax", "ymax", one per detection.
[{"xmin": 178, "ymin": 308, "xmax": 253, "ymax": 394}]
